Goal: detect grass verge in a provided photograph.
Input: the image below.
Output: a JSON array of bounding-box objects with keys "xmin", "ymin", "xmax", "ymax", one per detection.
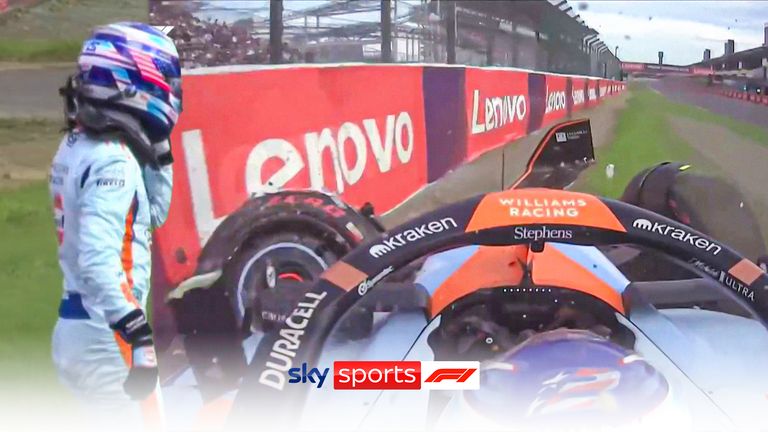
[
  {"xmin": 0, "ymin": 0, "xmax": 146, "ymax": 62},
  {"xmin": 0, "ymin": 38, "xmax": 81, "ymax": 62},
  {"xmin": 0, "ymin": 181, "xmax": 61, "ymax": 385},
  {"xmin": 578, "ymin": 84, "xmax": 699, "ymax": 198}
]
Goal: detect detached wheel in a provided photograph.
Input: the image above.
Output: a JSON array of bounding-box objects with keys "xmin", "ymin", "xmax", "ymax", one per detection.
[
  {"xmin": 171, "ymin": 191, "xmax": 382, "ymax": 401},
  {"xmin": 210, "ymin": 191, "xmax": 382, "ymax": 333},
  {"xmin": 221, "ymin": 230, "xmax": 343, "ymax": 332}
]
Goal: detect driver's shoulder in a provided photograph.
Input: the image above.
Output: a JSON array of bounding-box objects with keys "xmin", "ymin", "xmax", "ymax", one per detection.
[{"xmin": 73, "ymin": 132, "xmax": 140, "ymax": 170}]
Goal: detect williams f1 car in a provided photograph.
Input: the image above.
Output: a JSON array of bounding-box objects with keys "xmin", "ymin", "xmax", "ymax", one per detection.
[{"xmin": 162, "ymin": 120, "xmax": 768, "ymax": 431}]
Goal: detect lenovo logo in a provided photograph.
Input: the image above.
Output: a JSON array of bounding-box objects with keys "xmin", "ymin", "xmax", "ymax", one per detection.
[
  {"xmin": 181, "ymin": 111, "xmax": 416, "ymax": 245},
  {"xmin": 470, "ymin": 89, "xmax": 527, "ymax": 135},
  {"xmin": 545, "ymin": 89, "xmax": 566, "ymax": 114}
]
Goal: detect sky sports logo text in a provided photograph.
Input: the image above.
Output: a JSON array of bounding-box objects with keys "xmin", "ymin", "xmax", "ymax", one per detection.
[{"xmin": 287, "ymin": 361, "xmax": 480, "ymax": 390}]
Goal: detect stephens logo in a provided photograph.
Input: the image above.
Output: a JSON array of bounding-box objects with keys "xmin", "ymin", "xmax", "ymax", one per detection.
[
  {"xmin": 632, "ymin": 219, "xmax": 722, "ymax": 255},
  {"xmin": 470, "ymin": 89, "xmax": 527, "ymax": 135},
  {"xmin": 499, "ymin": 197, "xmax": 588, "ymax": 218},
  {"xmin": 357, "ymin": 266, "xmax": 394, "ymax": 295},
  {"xmin": 514, "ymin": 226, "xmax": 573, "ymax": 242},
  {"xmin": 555, "ymin": 132, "xmax": 567, "ymax": 143},
  {"xmin": 369, "ymin": 218, "xmax": 457, "ymax": 258},
  {"xmin": 259, "ymin": 290, "xmax": 328, "ymax": 390}
]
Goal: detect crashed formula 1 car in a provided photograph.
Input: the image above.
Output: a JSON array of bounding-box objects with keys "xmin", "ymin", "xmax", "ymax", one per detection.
[{"xmin": 162, "ymin": 119, "xmax": 768, "ymax": 431}]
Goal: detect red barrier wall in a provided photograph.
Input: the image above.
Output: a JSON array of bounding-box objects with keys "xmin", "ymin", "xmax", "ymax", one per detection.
[
  {"xmin": 542, "ymin": 75, "xmax": 569, "ymax": 126},
  {"xmin": 721, "ymin": 89, "xmax": 768, "ymax": 105},
  {"xmin": 155, "ymin": 64, "xmax": 625, "ymax": 288},
  {"xmin": 464, "ymin": 68, "xmax": 530, "ymax": 160},
  {"xmin": 157, "ymin": 65, "xmax": 428, "ymax": 283}
]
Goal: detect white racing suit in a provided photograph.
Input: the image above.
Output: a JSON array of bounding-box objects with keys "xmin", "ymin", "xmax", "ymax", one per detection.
[{"xmin": 49, "ymin": 129, "xmax": 172, "ymax": 429}]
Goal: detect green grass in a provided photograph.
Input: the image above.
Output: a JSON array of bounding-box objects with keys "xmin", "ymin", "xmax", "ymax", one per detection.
[
  {"xmin": 0, "ymin": 181, "xmax": 61, "ymax": 385},
  {"xmin": 0, "ymin": 0, "xmax": 147, "ymax": 62},
  {"xmin": 0, "ymin": 38, "xmax": 81, "ymax": 62},
  {"xmin": 0, "ymin": 117, "xmax": 62, "ymax": 146},
  {"xmin": 579, "ymin": 84, "xmax": 699, "ymax": 198}
]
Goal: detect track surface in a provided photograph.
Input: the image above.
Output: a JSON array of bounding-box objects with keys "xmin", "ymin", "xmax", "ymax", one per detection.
[
  {"xmin": 0, "ymin": 64, "xmax": 73, "ymax": 118},
  {"xmin": 649, "ymin": 76, "xmax": 768, "ymax": 128},
  {"xmin": 648, "ymin": 76, "xmax": 768, "ymax": 248}
]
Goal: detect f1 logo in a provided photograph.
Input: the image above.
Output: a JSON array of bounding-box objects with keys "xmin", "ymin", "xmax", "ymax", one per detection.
[
  {"xmin": 425, "ymin": 368, "xmax": 476, "ymax": 383},
  {"xmin": 421, "ymin": 361, "xmax": 479, "ymax": 390}
]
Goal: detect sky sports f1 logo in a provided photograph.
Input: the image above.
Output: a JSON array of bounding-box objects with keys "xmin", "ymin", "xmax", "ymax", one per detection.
[{"xmin": 287, "ymin": 361, "xmax": 480, "ymax": 390}]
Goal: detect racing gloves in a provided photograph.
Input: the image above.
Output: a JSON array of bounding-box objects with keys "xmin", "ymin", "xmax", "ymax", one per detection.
[
  {"xmin": 110, "ymin": 308, "xmax": 159, "ymax": 400},
  {"xmin": 143, "ymin": 163, "xmax": 174, "ymax": 228},
  {"xmin": 153, "ymin": 139, "xmax": 174, "ymax": 166}
]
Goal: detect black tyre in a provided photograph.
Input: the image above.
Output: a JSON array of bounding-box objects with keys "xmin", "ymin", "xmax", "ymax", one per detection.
[
  {"xmin": 170, "ymin": 191, "xmax": 382, "ymax": 401},
  {"xmin": 213, "ymin": 191, "xmax": 382, "ymax": 333}
]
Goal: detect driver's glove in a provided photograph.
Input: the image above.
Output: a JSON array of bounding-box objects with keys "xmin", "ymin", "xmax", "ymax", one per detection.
[
  {"xmin": 110, "ymin": 309, "xmax": 159, "ymax": 400},
  {"xmin": 153, "ymin": 139, "xmax": 174, "ymax": 166}
]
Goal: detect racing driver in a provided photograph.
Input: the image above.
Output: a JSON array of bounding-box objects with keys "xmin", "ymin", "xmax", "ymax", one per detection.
[{"xmin": 48, "ymin": 22, "xmax": 181, "ymax": 426}]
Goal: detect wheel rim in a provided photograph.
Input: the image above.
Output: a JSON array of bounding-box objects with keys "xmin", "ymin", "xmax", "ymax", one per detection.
[{"xmin": 235, "ymin": 242, "xmax": 329, "ymax": 319}]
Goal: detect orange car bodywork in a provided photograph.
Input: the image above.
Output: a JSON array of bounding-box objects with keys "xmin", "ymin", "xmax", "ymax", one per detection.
[{"xmin": 429, "ymin": 242, "xmax": 625, "ymax": 317}]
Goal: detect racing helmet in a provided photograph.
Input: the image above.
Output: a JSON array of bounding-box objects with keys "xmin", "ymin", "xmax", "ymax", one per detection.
[
  {"xmin": 434, "ymin": 330, "xmax": 683, "ymax": 430},
  {"xmin": 65, "ymin": 22, "xmax": 182, "ymax": 165}
]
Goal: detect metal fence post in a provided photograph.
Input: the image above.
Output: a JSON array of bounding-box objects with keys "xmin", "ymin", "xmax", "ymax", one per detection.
[
  {"xmin": 269, "ymin": 0, "xmax": 284, "ymax": 64},
  {"xmin": 445, "ymin": 0, "xmax": 457, "ymax": 64},
  {"xmin": 381, "ymin": 0, "xmax": 393, "ymax": 62}
]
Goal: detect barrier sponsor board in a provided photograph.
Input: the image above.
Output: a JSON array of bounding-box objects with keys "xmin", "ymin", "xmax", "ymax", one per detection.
[
  {"xmin": 721, "ymin": 89, "xmax": 768, "ymax": 105},
  {"xmin": 542, "ymin": 75, "xmax": 569, "ymax": 126},
  {"xmin": 156, "ymin": 66, "xmax": 428, "ymax": 282},
  {"xmin": 153, "ymin": 64, "xmax": 625, "ymax": 293},
  {"xmin": 465, "ymin": 68, "xmax": 530, "ymax": 159},
  {"xmin": 570, "ymin": 77, "xmax": 588, "ymax": 111}
]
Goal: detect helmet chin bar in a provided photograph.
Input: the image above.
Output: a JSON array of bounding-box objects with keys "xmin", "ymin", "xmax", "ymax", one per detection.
[
  {"xmin": 228, "ymin": 190, "xmax": 768, "ymax": 429},
  {"xmin": 69, "ymin": 83, "xmax": 165, "ymax": 168},
  {"xmin": 59, "ymin": 74, "xmax": 80, "ymax": 129}
]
